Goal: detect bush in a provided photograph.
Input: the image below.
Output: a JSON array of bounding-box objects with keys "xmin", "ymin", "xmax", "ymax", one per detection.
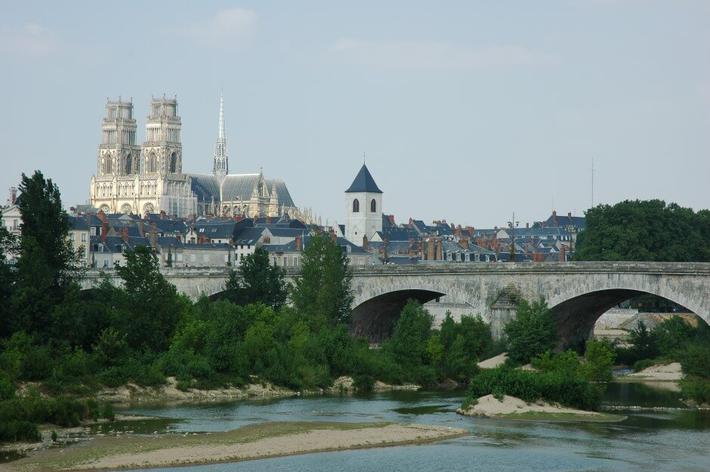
[
  {"xmin": 581, "ymin": 340, "xmax": 615, "ymax": 382},
  {"xmin": 353, "ymin": 374, "xmax": 375, "ymax": 393},
  {"xmin": 679, "ymin": 344, "xmax": 710, "ymax": 378},
  {"xmin": 505, "ymin": 298, "xmax": 558, "ymax": 365},
  {"xmin": 466, "ymin": 366, "xmax": 602, "ymax": 410},
  {"xmin": 680, "ymin": 377, "xmax": 710, "ymax": 405},
  {"xmin": 633, "ymin": 359, "xmax": 655, "ymax": 372},
  {"xmin": 0, "ymin": 420, "xmax": 41, "ymax": 442},
  {"xmin": 0, "ymin": 373, "xmax": 15, "ymax": 400}
]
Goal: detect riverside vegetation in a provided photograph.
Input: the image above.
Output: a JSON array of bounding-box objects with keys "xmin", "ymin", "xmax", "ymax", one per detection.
[
  {"xmin": 1, "ymin": 172, "xmax": 708, "ymax": 444},
  {"xmin": 0, "ymin": 171, "xmax": 499, "ymax": 443}
]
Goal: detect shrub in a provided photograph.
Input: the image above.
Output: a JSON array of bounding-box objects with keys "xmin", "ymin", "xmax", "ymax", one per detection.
[
  {"xmin": 680, "ymin": 377, "xmax": 710, "ymax": 405},
  {"xmin": 466, "ymin": 366, "xmax": 602, "ymax": 410},
  {"xmin": 581, "ymin": 340, "xmax": 615, "ymax": 382},
  {"xmin": 679, "ymin": 344, "xmax": 710, "ymax": 378},
  {"xmin": 504, "ymin": 298, "xmax": 558, "ymax": 365},
  {"xmin": 353, "ymin": 374, "xmax": 375, "ymax": 393}
]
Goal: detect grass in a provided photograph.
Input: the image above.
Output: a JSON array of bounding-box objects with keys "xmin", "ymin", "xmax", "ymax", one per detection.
[{"xmin": 7, "ymin": 421, "xmax": 402, "ymax": 472}]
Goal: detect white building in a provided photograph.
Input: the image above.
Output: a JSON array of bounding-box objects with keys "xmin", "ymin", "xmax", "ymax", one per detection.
[
  {"xmin": 89, "ymin": 95, "xmax": 302, "ymax": 219},
  {"xmin": 344, "ymin": 164, "xmax": 382, "ymax": 247}
]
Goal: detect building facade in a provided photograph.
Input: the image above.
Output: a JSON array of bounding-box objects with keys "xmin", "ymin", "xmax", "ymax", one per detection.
[{"xmin": 89, "ymin": 95, "xmax": 302, "ymax": 220}]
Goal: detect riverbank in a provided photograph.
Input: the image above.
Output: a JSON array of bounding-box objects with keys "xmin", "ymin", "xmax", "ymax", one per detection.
[
  {"xmin": 457, "ymin": 395, "xmax": 625, "ymax": 422},
  {"xmin": 90, "ymin": 376, "xmax": 420, "ymax": 405},
  {"xmin": 613, "ymin": 362, "xmax": 683, "ymax": 392},
  {"xmin": 5, "ymin": 421, "xmax": 467, "ymax": 471}
]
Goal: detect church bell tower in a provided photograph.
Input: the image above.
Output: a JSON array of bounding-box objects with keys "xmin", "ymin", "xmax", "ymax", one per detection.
[
  {"xmin": 141, "ymin": 96, "xmax": 182, "ymax": 176},
  {"xmin": 345, "ymin": 164, "xmax": 383, "ymax": 246}
]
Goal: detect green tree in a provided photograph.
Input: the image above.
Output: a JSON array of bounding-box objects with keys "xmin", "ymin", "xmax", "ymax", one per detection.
[
  {"xmin": 505, "ymin": 298, "xmax": 558, "ymax": 364},
  {"xmin": 291, "ymin": 233, "xmax": 353, "ymax": 325},
  {"xmin": 114, "ymin": 246, "xmax": 185, "ymax": 352},
  {"xmin": 575, "ymin": 200, "xmax": 710, "ymax": 262},
  {"xmin": 385, "ymin": 301, "xmax": 433, "ymax": 367},
  {"xmin": 224, "ymin": 248, "xmax": 288, "ymax": 310},
  {"xmin": 581, "ymin": 340, "xmax": 615, "ymax": 382},
  {"xmin": 10, "ymin": 171, "xmax": 78, "ymax": 339},
  {"xmin": 0, "ymin": 225, "xmax": 16, "ymax": 338}
]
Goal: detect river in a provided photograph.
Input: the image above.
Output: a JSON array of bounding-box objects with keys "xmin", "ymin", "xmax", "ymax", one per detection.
[{"xmin": 115, "ymin": 382, "xmax": 710, "ymax": 472}]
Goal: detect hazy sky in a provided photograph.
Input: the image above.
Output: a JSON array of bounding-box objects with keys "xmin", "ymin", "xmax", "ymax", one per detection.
[{"xmin": 1, "ymin": 0, "xmax": 709, "ymax": 227}]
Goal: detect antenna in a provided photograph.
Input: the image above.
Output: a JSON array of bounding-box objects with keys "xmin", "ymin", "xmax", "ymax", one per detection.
[{"xmin": 591, "ymin": 158, "xmax": 595, "ymax": 209}]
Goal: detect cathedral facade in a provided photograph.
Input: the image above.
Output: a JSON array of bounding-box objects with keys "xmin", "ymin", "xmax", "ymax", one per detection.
[{"xmin": 89, "ymin": 96, "xmax": 299, "ymax": 219}]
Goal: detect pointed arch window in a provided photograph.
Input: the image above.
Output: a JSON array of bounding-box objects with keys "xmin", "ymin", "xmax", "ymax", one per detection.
[
  {"xmin": 148, "ymin": 152, "xmax": 157, "ymax": 173},
  {"xmin": 169, "ymin": 152, "xmax": 178, "ymax": 173},
  {"xmin": 125, "ymin": 154, "xmax": 132, "ymax": 175},
  {"xmin": 352, "ymin": 199, "xmax": 360, "ymax": 213},
  {"xmin": 370, "ymin": 199, "xmax": 376, "ymax": 213}
]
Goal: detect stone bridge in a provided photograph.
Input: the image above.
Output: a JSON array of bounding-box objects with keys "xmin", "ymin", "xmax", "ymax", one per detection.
[{"xmin": 81, "ymin": 262, "xmax": 710, "ymax": 345}]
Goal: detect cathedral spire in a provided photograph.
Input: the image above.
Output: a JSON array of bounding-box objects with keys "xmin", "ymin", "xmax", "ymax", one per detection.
[{"xmin": 213, "ymin": 93, "xmax": 228, "ymax": 177}]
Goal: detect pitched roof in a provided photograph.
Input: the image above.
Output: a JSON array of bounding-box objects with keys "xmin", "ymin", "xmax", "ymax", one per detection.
[{"xmin": 345, "ymin": 164, "xmax": 382, "ymax": 193}]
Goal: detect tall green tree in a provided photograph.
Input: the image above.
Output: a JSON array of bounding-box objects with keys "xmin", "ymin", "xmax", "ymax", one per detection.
[
  {"xmin": 505, "ymin": 298, "xmax": 559, "ymax": 364},
  {"xmin": 575, "ymin": 200, "xmax": 710, "ymax": 262},
  {"xmin": 10, "ymin": 171, "xmax": 77, "ymax": 338},
  {"xmin": 224, "ymin": 248, "xmax": 288, "ymax": 310},
  {"xmin": 0, "ymin": 226, "xmax": 16, "ymax": 338},
  {"xmin": 114, "ymin": 246, "xmax": 185, "ymax": 352},
  {"xmin": 291, "ymin": 233, "xmax": 353, "ymax": 325}
]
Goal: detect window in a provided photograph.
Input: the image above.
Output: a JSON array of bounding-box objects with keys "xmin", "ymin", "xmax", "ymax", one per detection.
[
  {"xmin": 370, "ymin": 199, "xmax": 376, "ymax": 213},
  {"xmin": 125, "ymin": 154, "xmax": 132, "ymax": 175},
  {"xmin": 352, "ymin": 199, "xmax": 360, "ymax": 213},
  {"xmin": 169, "ymin": 153, "xmax": 178, "ymax": 173}
]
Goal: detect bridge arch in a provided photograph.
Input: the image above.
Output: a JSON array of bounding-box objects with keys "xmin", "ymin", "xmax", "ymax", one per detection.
[
  {"xmin": 549, "ymin": 287, "xmax": 705, "ymax": 348},
  {"xmin": 351, "ymin": 289, "xmax": 445, "ymax": 343}
]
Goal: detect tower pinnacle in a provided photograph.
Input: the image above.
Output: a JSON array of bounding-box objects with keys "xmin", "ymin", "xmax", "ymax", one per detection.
[{"xmin": 213, "ymin": 93, "xmax": 228, "ymax": 177}]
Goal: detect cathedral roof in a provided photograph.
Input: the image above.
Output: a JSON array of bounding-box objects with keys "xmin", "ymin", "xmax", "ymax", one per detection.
[
  {"xmin": 188, "ymin": 173, "xmax": 296, "ymax": 207},
  {"xmin": 345, "ymin": 164, "xmax": 382, "ymax": 194}
]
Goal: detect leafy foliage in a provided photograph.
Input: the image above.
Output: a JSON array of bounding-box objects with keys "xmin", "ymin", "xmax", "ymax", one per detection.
[
  {"xmin": 292, "ymin": 233, "xmax": 353, "ymax": 325},
  {"xmin": 504, "ymin": 298, "xmax": 558, "ymax": 365},
  {"xmin": 575, "ymin": 200, "xmax": 710, "ymax": 262},
  {"xmin": 223, "ymin": 247, "xmax": 288, "ymax": 310},
  {"xmin": 466, "ymin": 365, "xmax": 602, "ymax": 411}
]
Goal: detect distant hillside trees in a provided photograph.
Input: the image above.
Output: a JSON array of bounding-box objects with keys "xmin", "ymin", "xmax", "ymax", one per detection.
[{"xmin": 575, "ymin": 200, "xmax": 710, "ymax": 262}]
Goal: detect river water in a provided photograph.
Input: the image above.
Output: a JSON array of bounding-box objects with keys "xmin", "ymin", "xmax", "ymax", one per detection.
[{"xmin": 121, "ymin": 383, "xmax": 709, "ymax": 472}]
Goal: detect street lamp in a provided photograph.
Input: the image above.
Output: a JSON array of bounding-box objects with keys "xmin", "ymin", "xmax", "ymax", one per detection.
[{"xmin": 507, "ymin": 212, "xmax": 519, "ymax": 262}]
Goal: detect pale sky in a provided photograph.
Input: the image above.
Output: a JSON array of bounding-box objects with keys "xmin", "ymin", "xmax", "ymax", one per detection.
[{"xmin": 1, "ymin": 0, "xmax": 709, "ymax": 227}]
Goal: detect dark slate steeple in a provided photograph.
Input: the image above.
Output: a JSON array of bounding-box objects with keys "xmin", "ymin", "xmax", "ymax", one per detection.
[{"xmin": 345, "ymin": 164, "xmax": 382, "ymax": 193}]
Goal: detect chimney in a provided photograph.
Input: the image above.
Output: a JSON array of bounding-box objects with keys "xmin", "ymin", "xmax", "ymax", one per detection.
[
  {"xmin": 436, "ymin": 238, "xmax": 443, "ymax": 260},
  {"xmin": 568, "ymin": 212, "xmax": 572, "ymax": 218},
  {"xmin": 552, "ymin": 210, "xmax": 557, "ymax": 217},
  {"xmin": 460, "ymin": 238, "xmax": 469, "ymax": 250},
  {"xmin": 121, "ymin": 226, "xmax": 129, "ymax": 243},
  {"xmin": 295, "ymin": 234, "xmax": 303, "ymax": 251},
  {"xmin": 101, "ymin": 219, "xmax": 108, "ymax": 243},
  {"xmin": 97, "ymin": 209, "xmax": 107, "ymax": 223},
  {"xmin": 160, "ymin": 210, "xmax": 166, "ymax": 220},
  {"xmin": 426, "ymin": 239, "xmax": 435, "ymax": 260},
  {"xmin": 9, "ymin": 187, "xmax": 17, "ymax": 205},
  {"xmin": 362, "ymin": 235, "xmax": 369, "ymax": 251},
  {"xmin": 526, "ymin": 222, "xmax": 529, "ymax": 229}
]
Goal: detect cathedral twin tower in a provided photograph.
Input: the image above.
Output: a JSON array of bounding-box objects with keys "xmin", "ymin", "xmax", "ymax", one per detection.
[{"xmin": 90, "ymin": 95, "xmax": 298, "ymax": 219}]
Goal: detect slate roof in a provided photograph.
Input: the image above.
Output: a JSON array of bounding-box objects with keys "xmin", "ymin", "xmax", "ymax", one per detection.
[
  {"xmin": 345, "ymin": 164, "xmax": 382, "ymax": 193},
  {"xmin": 234, "ymin": 227, "xmax": 267, "ymax": 245},
  {"xmin": 68, "ymin": 216, "xmax": 89, "ymax": 231},
  {"xmin": 189, "ymin": 173, "xmax": 296, "ymax": 207}
]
